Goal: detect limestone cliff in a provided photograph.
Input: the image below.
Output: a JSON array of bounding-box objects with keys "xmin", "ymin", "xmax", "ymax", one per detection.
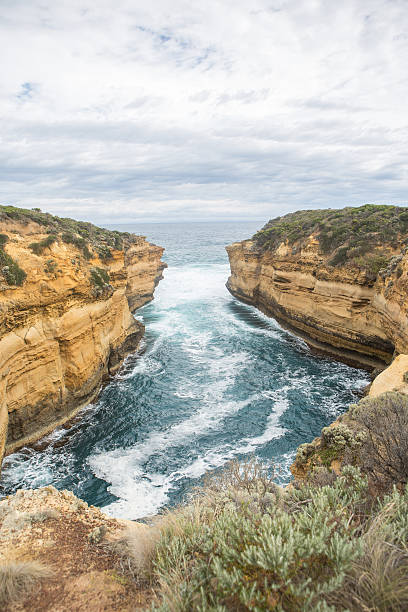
[
  {"xmin": 0, "ymin": 206, "xmax": 166, "ymax": 465},
  {"xmin": 226, "ymin": 205, "xmax": 408, "ymax": 369}
]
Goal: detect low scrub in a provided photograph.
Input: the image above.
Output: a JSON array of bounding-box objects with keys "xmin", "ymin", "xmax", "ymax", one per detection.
[
  {"xmin": 28, "ymin": 234, "xmax": 58, "ymax": 255},
  {"xmin": 96, "ymin": 244, "xmax": 113, "ymax": 261},
  {"xmin": 349, "ymin": 392, "xmax": 408, "ymax": 490},
  {"xmin": 1, "ymin": 508, "xmax": 59, "ymax": 532},
  {"xmin": 109, "ymin": 459, "xmax": 408, "ymax": 611},
  {"xmin": 253, "ymin": 204, "xmax": 408, "ymax": 280},
  {"xmin": 0, "ymin": 205, "xmax": 130, "ymax": 265},
  {"xmin": 61, "ymin": 232, "xmax": 92, "ymax": 260},
  {"xmin": 90, "ymin": 266, "xmax": 110, "ymax": 288},
  {"xmin": 0, "ymin": 236, "xmax": 26, "ymax": 286}
]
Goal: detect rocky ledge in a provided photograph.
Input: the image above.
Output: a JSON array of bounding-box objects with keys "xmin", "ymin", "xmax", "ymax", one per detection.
[
  {"xmin": 0, "ymin": 206, "xmax": 166, "ymax": 466},
  {"xmin": 0, "ymin": 486, "xmax": 149, "ymax": 611}
]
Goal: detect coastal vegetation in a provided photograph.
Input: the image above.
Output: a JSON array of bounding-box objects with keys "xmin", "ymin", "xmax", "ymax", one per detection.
[
  {"xmin": 28, "ymin": 234, "xmax": 58, "ymax": 255},
  {"xmin": 0, "ymin": 561, "xmax": 52, "ymax": 607},
  {"xmin": 94, "ymin": 392, "xmax": 408, "ymax": 610},
  {"xmin": 89, "ymin": 266, "xmax": 110, "ymax": 288},
  {"xmin": 253, "ymin": 204, "xmax": 408, "ymax": 279},
  {"xmin": 295, "ymin": 392, "xmax": 408, "ymax": 492},
  {"xmin": 0, "ymin": 232, "xmax": 26, "ymax": 286},
  {"xmin": 0, "ymin": 204, "xmax": 136, "ymax": 273},
  {"xmin": 107, "ymin": 455, "xmax": 408, "ymax": 611}
]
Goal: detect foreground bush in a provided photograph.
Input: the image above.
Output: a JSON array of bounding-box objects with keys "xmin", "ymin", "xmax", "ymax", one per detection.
[
  {"xmin": 350, "ymin": 392, "xmax": 408, "ymax": 490},
  {"xmin": 114, "ymin": 459, "xmax": 408, "ymax": 610}
]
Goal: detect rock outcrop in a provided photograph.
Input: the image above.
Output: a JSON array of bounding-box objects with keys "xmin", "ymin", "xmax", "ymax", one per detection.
[
  {"xmin": 226, "ymin": 216, "xmax": 408, "ymax": 369},
  {"xmin": 0, "ymin": 207, "xmax": 166, "ymax": 466},
  {"xmin": 0, "ymin": 486, "xmax": 150, "ymax": 611}
]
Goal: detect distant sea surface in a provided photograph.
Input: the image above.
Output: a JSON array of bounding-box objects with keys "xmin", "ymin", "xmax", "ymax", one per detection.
[{"xmin": 0, "ymin": 222, "xmax": 369, "ymax": 518}]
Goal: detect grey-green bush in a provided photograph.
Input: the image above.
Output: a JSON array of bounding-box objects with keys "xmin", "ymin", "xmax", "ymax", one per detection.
[{"xmin": 147, "ymin": 464, "xmax": 371, "ymax": 611}]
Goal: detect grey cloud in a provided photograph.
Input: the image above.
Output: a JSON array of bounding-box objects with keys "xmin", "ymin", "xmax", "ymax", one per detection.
[{"xmin": 0, "ymin": 0, "xmax": 407, "ymax": 223}]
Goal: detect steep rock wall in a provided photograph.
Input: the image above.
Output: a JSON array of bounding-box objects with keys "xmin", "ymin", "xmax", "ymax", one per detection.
[
  {"xmin": 0, "ymin": 217, "xmax": 165, "ymax": 463},
  {"xmin": 226, "ymin": 239, "xmax": 408, "ymax": 368}
]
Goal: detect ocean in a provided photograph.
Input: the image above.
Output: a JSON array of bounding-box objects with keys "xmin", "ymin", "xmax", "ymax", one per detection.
[{"xmin": 0, "ymin": 221, "xmax": 369, "ymax": 518}]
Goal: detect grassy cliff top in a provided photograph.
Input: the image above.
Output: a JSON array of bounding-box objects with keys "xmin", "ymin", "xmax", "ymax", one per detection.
[
  {"xmin": 0, "ymin": 204, "xmax": 140, "ymax": 249},
  {"xmin": 253, "ymin": 204, "xmax": 408, "ymax": 278},
  {"xmin": 0, "ymin": 204, "xmax": 144, "ymax": 287}
]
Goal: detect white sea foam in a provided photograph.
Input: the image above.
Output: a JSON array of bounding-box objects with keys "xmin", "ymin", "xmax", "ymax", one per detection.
[
  {"xmin": 91, "ymin": 389, "xmax": 289, "ymax": 519},
  {"xmin": 130, "ymin": 356, "xmax": 164, "ymax": 377},
  {"xmin": 153, "ymin": 264, "xmax": 229, "ymax": 307},
  {"xmin": 180, "ymin": 392, "xmax": 290, "ymax": 479}
]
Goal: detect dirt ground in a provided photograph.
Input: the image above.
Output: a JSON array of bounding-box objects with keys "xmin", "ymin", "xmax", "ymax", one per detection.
[{"xmin": 0, "ymin": 487, "xmax": 152, "ymax": 611}]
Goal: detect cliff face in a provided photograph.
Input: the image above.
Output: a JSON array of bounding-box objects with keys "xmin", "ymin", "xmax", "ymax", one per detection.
[
  {"xmin": 0, "ymin": 209, "xmax": 166, "ymax": 464},
  {"xmin": 226, "ymin": 237, "xmax": 408, "ymax": 368}
]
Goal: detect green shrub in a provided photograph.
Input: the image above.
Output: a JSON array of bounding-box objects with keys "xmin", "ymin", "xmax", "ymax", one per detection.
[
  {"xmin": 82, "ymin": 245, "xmax": 92, "ymax": 260},
  {"xmin": 106, "ymin": 457, "xmax": 408, "ymax": 611},
  {"xmin": 96, "ymin": 244, "xmax": 112, "ymax": 261},
  {"xmin": 114, "ymin": 234, "xmax": 123, "ymax": 250},
  {"xmin": 44, "ymin": 259, "xmax": 57, "ymax": 275},
  {"xmin": 28, "ymin": 234, "xmax": 57, "ymax": 255},
  {"xmin": 295, "ymin": 441, "xmax": 315, "ymax": 465},
  {"xmin": 89, "ymin": 267, "xmax": 110, "ymax": 288},
  {"xmin": 61, "ymin": 231, "xmax": 92, "ymax": 259},
  {"xmin": 329, "ymin": 246, "xmax": 349, "ymax": 266},
  {"xmin": 321, "ymin": 423, "xmax": 366, "ymax": 451},
  {"xmin": 0, "ymin": 245, "xmax": 26, "ymax": 286},
  {"xmin": 404, "ymin": 371, "xmax": 408, "ymax": 384},
  {"xmin": 0, "ymin": 233, "xmax": 8, "ymax": 248},
  {"xmin": 149, "ymin": 464, "xmax": 369, "ymax": 611}
]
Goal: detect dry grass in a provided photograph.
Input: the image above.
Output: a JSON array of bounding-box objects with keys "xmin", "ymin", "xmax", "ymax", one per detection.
[
  {"xmin": 107, "ymin": 525, "xmax": 160, "ymax": 585},
  {"xmin": 202, "ymin": 456, "xmax": 277, "ymax": 496},
  {"xmin": 0, "ymin": 561, "xmax": 52, "ymax": 607},
  {"xmin": 2, "ymin": 509, "xmax": 59, "ymax": 532},
  {"xmin": 351, "ymin": 392, "xmax": 408, "ymax": 490},
  {"xmin": 327, "ymin": 500, "xmax": 408, "ymax": 611}
]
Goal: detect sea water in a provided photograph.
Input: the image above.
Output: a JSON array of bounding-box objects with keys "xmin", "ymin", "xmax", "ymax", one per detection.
[{"xmin": 0, "ymin": 222, "xmax": 369, "ymax": 518}]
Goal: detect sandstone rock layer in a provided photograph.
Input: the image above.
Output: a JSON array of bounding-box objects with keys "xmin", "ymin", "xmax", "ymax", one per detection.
[{"xmin": 226, "ymin": 238, "xmax": 408, "ymax": 369}]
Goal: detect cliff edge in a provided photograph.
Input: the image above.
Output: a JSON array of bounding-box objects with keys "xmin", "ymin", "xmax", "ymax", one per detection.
[
  {"xmin": 226, "ymin": 204, "xmax": 408, "ymax": 368},
  {"xmin": 0, "ymin": 206, "xmax": 166, "ymax": 466}
]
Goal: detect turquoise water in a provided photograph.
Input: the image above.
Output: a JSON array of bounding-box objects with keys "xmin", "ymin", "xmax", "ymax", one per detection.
[{"xmin": 0, "ymin": 222, "xmax": 369, "ymax": 519}]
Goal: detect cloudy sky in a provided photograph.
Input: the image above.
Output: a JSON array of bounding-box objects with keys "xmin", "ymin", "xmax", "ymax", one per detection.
[{"xmin": 0, "ymin": 0, "xmax": 407, "ymax": 224}]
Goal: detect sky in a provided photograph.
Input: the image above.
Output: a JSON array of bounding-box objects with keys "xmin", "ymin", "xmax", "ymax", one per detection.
[{"xmin": 0, "ymin": 0, "xmax": 407, "ymax": 224}]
